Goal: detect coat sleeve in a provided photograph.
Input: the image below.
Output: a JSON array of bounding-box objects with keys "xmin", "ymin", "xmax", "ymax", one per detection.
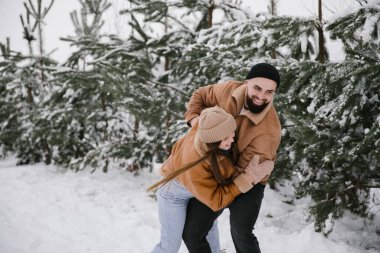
[
  {"xmin": 238, "ymin": 133, "xmax": 280, "ymax": 168},
  {"xmin": 184, "ymin": 83, "xmax": 227, "ymax": 125},
  {"xmin": 181, "ymin": 163, "xmax": 242, "ymax": 212}
]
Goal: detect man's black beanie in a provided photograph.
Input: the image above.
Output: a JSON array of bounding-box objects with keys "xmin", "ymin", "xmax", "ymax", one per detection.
[{"xmin": 245, "ymin": 63, "xmax": 280, "ymax": 87}]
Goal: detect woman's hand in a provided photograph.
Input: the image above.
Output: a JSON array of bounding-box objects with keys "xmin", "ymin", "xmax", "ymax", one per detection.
[{"xmin": 244, "ymin": 155, "xmax": 274, "ymax": 185}]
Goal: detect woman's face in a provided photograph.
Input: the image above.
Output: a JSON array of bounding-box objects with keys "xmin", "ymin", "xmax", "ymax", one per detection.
[{"xmin": 218, "ymin": 132, "xmax": 235, "ymax": 150}]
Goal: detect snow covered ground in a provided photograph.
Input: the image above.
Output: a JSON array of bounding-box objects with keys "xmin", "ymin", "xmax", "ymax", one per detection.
[{"xmin": 0, "ymin": 157, "xmax": 379, "ymax": 253}]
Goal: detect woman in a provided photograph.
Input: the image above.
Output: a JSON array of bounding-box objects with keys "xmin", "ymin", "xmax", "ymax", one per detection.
[{"xmin": 149, "ymin": 106, "xmax": 274, "ymax": 253}]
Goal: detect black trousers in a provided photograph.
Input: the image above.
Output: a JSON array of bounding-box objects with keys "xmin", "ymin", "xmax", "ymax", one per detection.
[{"xmin": 182, "ymin": 183, "xmax": 265, "ymax": 253}]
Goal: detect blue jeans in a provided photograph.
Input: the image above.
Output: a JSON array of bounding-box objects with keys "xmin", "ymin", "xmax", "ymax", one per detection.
[{"xmin": 151, "ymin": 180, "xmax": 220, "ymax": 253}]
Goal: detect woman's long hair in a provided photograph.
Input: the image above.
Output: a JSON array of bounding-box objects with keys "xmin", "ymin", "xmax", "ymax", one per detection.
[{"xmin": 147, "ymin": 142, "xmax": 234, "ymax": 192}]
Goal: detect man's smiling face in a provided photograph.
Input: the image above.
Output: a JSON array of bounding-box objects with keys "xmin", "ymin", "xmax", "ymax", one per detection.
[{"xmin": 245, "ymin": 77, "xmax": 277, "ymax": 113}]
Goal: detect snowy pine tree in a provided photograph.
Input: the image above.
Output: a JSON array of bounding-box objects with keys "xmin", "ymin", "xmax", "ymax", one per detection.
[
  {"xmin": 0, "ymin": 0, "xmax": 57, "ymax": 164},
  {"xmin": 261, "ymin": 16, "xmax": 318, "ymax": 61},
  {"xmin": 117, "ymin": 0, "xmax": 252, "ymax": 163},
  {"xmin": 42, "ymin": 0, "xmax": 124, "ymax": 172},
  {"xmin": 275, "ymin": 1, "xmax": 380, "ymax": 234},
  {"xmin": 0, "ymin": 39, "xmax": 24, "ymax": 157}
]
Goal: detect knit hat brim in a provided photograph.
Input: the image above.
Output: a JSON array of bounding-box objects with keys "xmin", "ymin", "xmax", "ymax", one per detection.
[
  {"xmin": 245, "ymin": 63, "xmax": 280, "ymax": 87},
  {"xmin": 197, "ymin": 107, "xmax": 236, "ymax": 143}
]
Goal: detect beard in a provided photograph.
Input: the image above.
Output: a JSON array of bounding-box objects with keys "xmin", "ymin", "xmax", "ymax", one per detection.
[{"xmin": 246, "ymin": 94, "xmax": 269, "ymax": 113}]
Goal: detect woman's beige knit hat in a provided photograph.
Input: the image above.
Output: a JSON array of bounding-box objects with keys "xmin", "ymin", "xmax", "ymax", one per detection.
[{"xmin": 197, "ymin": 106, "xmax": 236, "ymax": 143}]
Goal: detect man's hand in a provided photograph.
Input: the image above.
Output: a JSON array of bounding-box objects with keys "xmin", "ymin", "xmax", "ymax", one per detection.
[{"xmin": 189, "ymin": 116, "xmax": 199, "ymax": 127}]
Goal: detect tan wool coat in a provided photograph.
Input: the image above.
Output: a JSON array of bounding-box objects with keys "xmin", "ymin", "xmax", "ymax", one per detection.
[
  {"xmin": 184, "ymin": 80, "xmax": 282, "ymax": 183},
  {"xmin": 161, "ymin": 123, "xmax": 245, "ymax": 212}
]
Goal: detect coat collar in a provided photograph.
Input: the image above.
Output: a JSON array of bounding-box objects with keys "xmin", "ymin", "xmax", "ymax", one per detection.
[{"xmin": 232, "ymin": 82, "xmax": 274, "ymax": 125}]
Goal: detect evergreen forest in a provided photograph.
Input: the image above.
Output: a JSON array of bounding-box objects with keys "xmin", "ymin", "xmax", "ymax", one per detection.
[{"xmin": 1, "ymin": 0, "xmax": 379, "ymax": 234}]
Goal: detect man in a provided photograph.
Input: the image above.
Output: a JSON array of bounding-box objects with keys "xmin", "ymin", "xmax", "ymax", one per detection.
[{"xmin": 182, "ymin": 63, "xmax": 282, "ymax": 253}]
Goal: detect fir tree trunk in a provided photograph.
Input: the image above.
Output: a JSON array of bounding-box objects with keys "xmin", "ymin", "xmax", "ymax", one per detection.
[
  {"xmin": 23, "ymin": 0, "xmax": 55, "ymax": 81},
  {"xmin": 42, "ymin": 140, "xmax": 51, "ymax": 164},
  {"xmin": 164, "ymin": 16, "xmax": 170, "ymax": 71},
  {"xmin": 37, "ymin": 0, "xmax": 44, "ymax": 56},
  {"xmin": 269, "ymin": 0, "xmax": 278, "ymax": 59},
  {"xmin": 101, "ymin": 96, "xmax": 109, "ymax": 141},
  {"xmin": 317, "ymin": 0, "xmax": 325, "ymax": 63},
  {"xmin": 164, "ymin": 56, "xmax": 170, "ymax": 71},
  {"xmin": 27, "ymin": 88, "xmax": 34, "ymax": 104},
  {"xmin": 133, "ymin": 118, "xmax": 140, "ymax": 141},
  {"xmin": 207, "ymin": 0, "xmax": 215, "ymax": 28},
  {"xmin": 28, "ymin": 41, "xmax": 34, "ymax": 56},
  {"xmin": 38, "ymin": 30, "xmax": 45, "ymax": 81},
  {"xmin": 37, "ymin": 0, "xmax": 46, "ymax": 81},
  {"xmin": 129, "ymin": 118, "xmax": 140, "ymax": 173},
  {"xmin": 20, "ymin": 11, "xmax": 35, "ymax": 104}
]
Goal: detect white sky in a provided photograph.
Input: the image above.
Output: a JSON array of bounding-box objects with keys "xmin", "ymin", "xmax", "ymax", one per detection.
[{"xmin": 0, "ymin": 0, "xmax": 360, "ymax": 62}]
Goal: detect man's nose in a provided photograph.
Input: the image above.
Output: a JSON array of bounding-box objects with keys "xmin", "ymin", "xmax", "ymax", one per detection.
[{"xmin": 256, "ymin": 91, "xmax": 265, "ymax": 100}]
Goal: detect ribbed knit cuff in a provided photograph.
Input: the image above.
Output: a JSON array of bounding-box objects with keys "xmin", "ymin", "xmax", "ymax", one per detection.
[{"xmin": 233, "ymin": 174, "xmax": 253, "ymax": 193}]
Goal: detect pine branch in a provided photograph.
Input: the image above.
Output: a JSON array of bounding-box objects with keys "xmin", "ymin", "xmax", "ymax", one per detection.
[
  {"xmin": 369, "ymin": 203, "xmax": 380, "ymax": 214},
  {"xmin": 166, "ymin": 14, "xmax": 191, "ymax": 31},
  {"xmin": 149, "ymin": 80, "xmax": 188, "ymax": 96},
  {"xmin": 313, "ymin": 183, "xmax": 380, "ymax": 207},
  {"xmin": 109, "ymin": 115, "xmax": 139, "ymax": 134},
  {"xmin": 43, "ymin": 0, "xmax": 55, "ymax": 17},
  {"xmin": 129, "ymin": 13, "xmax": 149, "ymax": 41},
  {"xmin": 157, "ymin": 106, "xmax": 183, "ymax": 119},
  {"xmin": 26, "ymin": 0, "xmax": 37, "ymax": 18},
  {"xmin": 282, "ymin": 124, "xmax": 296, "ymax": 128}
]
